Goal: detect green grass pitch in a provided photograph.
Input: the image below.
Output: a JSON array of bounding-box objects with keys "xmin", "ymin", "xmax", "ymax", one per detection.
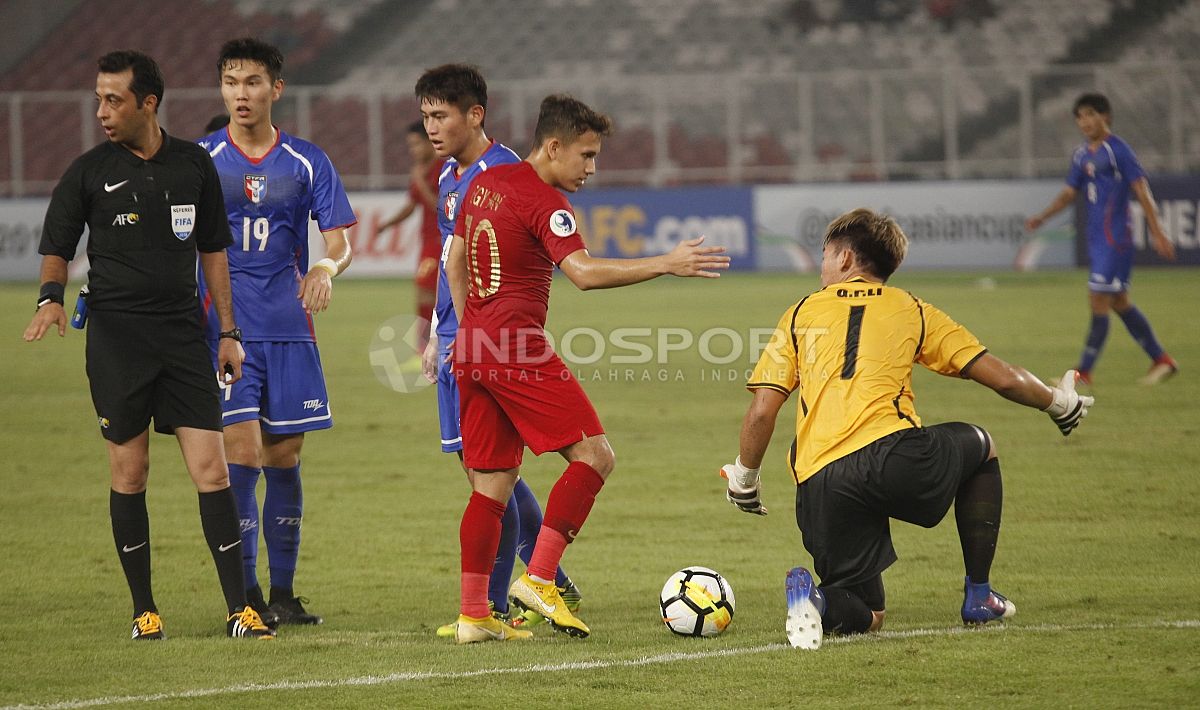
[{"xmin": 1, "ymin": 269, "xmax": 1197, "ymax": 708}]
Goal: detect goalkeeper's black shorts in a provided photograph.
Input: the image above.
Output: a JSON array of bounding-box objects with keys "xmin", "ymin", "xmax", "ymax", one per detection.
[{"xmin": 794, "ymin": 422, "xmax": 990, "ymax": 591}]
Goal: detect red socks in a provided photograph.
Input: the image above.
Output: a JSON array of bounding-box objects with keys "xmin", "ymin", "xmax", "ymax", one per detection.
[
  {"xmin": 527, "ymin": 462, "xmax": 604, "ymax": 580},
  {"xmin": 460, "ymin": 492, "xmax": 506, "ymax": 618}
]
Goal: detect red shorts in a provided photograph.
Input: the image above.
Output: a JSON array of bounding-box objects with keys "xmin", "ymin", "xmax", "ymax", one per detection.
[{"xmin": 455, "ymin": 354, "xmax": 604, "ymax": 470}]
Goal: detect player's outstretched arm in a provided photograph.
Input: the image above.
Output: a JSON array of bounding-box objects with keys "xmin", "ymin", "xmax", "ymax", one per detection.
[
  {"xmin": 965, "ymin": 353, "xmax": 1093, "ymax": 436},
  {"xmin": 721, "ymin": 387, "xmax": 788, "ymax": 516},
  {"xmin": 1131, "ymin": 178, "xmax": 1176, "ymax": 260},
  {"xmin": 23, "ymin": 256, "xmax": 69, "ymax": 341},
  {"xmin": 559, "ymin": 237, "xmax": 730, "ymax": 291},
  {"xmin": 1025, "ymin": 186, "xmax": 1077, "ymax": 232},
  {"xmin": 300, "ymin": 229, "xmax": 352, "ymax": 313}
]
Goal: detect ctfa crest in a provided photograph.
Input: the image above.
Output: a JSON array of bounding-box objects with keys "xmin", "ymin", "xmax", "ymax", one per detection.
[
  {"xmin": 445, "ymin": 191, "xmax": 459, "ymax": 221},
  {"xmin": 244, "ymin": 174, "xmax": 267, "ymax": 204}
]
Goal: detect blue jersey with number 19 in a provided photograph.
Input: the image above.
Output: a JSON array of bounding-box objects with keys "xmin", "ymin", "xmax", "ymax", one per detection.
[
  {"xmin": 197, "ymin": 127, "xmax": 356, "ymax": 342},
  {"xmin": 433, "ymin": 140, "xmax": 521, "ymax": 344}
]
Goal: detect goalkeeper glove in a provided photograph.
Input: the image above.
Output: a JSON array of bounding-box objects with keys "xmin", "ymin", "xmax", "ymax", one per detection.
[
  {"xmin": 721, "ymin": 456, "xmax": 768, "ymax": 516},
  {"xmin": 1042, "ymin": 369, "xmax": 1094, "ymax": 436}
]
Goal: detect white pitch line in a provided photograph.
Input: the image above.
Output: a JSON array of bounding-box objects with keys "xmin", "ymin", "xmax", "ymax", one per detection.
[{"xmin": 6, "ymin": 619, "xmax": 1197, "ymax": 710}]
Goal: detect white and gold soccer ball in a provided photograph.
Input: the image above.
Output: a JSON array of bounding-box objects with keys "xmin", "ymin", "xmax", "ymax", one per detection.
[{"xmin": 659, "ymin": 566, "xmax": 736, "ymax": 637}]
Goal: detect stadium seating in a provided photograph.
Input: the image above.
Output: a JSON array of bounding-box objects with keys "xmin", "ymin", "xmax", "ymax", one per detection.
[{"xmin": 0, "ymin": 0, "xmax": 1196, "ymax": 194}]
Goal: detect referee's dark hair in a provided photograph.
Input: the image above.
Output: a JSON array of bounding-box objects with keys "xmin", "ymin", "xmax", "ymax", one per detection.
[
  {"xmin": 218, "ymin": 37, "xmax": 285, "ymax": 84},
  {"xmin": 97, "ymin": 50, "xmax": 164, "ymax": 112}
]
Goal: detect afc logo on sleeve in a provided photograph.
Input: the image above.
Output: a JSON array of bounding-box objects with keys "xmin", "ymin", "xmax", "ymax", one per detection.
[
  {"xmin": 244, "ymin": 174, "xmax": 267, "ymax": 204},
  {"xmin": 171, "ymin": 205, "xmax": 195, "ymax": 240},
  {"xmin": 549, "ymin": 209, "xmax": 576, "ymax": 237}
]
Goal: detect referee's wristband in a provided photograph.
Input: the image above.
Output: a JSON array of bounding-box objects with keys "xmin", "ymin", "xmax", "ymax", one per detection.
[
  {"xmin": 36, "ymin": 282, "xmax": 65, "ymax": 310},
  {"xmin": 312, "ymin": 258, "xmax": 338, "ymax": 277}
]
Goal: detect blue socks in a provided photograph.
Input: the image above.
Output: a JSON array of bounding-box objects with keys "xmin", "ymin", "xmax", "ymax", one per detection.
[
  {"xmin": 512, "ymin": 477, "xmax": 570, "ymax": 588},
  {"xmin": 262, "ymin": 464, "xmax": 303, "ymax": 592},
  {"xmin": 489, "ymin": 496, "xmax": 520, "ymax": 614},
  {"xmin": 486, "ymin": 478, "xmax": 575, "ymax": 613},
  {"xmin": 227, "ymin": 464, "xmax": 261, "ymax": 590},
  {"xmin": 1077, "ymin": 313, "xmax": 1109, "ymax": 373},
  {"xmin": 1117, "ymin": 306, "xmax": 1166, "ymax": 361}
]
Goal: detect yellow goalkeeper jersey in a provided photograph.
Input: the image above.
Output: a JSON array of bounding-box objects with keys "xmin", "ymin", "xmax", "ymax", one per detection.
[{"xmin": 748, "ymin": 278, "xmax": 987, "ymax": 484}]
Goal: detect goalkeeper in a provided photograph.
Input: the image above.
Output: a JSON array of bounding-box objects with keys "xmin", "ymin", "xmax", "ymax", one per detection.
[{"xmin": 721, "ymin": 208, "xmax": 1093, "ymax": 649}]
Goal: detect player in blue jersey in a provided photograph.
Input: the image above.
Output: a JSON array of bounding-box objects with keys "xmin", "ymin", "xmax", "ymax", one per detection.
[
  {"xmin": 1026, "ymin": 93, "xmax": 1178, "ymax": 386},
  {"xmin": 197, "ymin": 38, "xmax": 355, "ymax": 626},
  {"xmin": 414, "ymin": 64, "xmax": 582, "ymax": 637}
]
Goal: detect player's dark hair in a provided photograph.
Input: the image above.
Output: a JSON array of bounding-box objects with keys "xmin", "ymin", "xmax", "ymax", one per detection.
[
  {"xmin": 415, "ymin": 64, "xmax": 488, "ymax": 125},
  {"xmin": 1073, "ymin": 93, "xmax": 1111, "ymax": 118},
  {"xmin": 823, "ymin": 208, "xmax": 908, "ymax": 281},
  {"xmin": 531, "ymin": 94, "xmax": 613, "ymax": 148},
  {"xmin": 408, "ymin": 119, "xmax": 427, "ymax": 137},
  {"xmin": 97, "ymin": 50, "xmax": 164, "ymax": 111},
  {"xmin": 205, "ymin": 114, "xmax": 230, "ymax": 133},
  {"xmin": 218, "ymin": 37, "xmax": 284, "ymax": 83}
]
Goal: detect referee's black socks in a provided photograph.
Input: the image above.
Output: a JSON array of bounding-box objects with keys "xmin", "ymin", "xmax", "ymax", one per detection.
[
  {"xmin": 110, "ymin": 490, "xmax": 158, "ymax": 617},
  {"xmin": 198, "ymin": 488, "xmax": 249, "ymax": 614}
]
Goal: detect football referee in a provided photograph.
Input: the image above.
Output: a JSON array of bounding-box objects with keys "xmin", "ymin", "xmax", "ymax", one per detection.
[{"xmin": 22, "ymin": 51, "xmax": 273, "ymax": 640}]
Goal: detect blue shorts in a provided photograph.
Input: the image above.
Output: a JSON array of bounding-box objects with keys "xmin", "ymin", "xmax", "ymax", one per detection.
[
  {"xmin": 1087, "ymin": 246, "xmax": 1133, "ymax": 293},
  {"xmin": 210, "ymin": 340, "xmax": 332, "ymax": 435},
  {"xmin": 436, "ymin": 349, "xmax": 462, "ymax": 453}
]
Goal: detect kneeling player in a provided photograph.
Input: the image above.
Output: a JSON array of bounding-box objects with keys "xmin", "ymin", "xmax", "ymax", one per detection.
[{"xmin": 721, "ymin": 208, "xmax": 1093, "ymax": 649}]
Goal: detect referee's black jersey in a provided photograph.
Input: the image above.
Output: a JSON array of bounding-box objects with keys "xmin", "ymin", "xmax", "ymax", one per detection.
[{"xmin": 39, "ymin": 130, "xmax": 232, "ymax": 316}]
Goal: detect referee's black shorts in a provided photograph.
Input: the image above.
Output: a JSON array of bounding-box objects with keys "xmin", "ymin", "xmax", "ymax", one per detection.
[
  {"xmin": 85, "ymin": 310, "xmax": 222, "ymax": 444},
  {"xmin": 795, "ymin": 422, "xmax": 990, "ymax": 590}
]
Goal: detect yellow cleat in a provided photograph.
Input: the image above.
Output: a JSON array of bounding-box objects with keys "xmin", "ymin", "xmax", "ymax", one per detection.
[
  {"xmin": 226, "ymin": 605, "xmax": 276, "ymax": 639},
  {"xmin": 131, "ymin": 610, "xmax": 165, "ymax": 640},
  {"xmin": 455, "ymin": 614, "xmax": 533, "ymax": 644},
  {"xmin": 509, "ymin": 574, "xmax": 590, "ymax": 638}
]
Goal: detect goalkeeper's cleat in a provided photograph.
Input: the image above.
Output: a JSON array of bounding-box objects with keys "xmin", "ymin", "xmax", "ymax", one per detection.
[
  {"xmin": 510, "ymin": 573, "xmax": 590, "ymax": 638},
  {"xmin": 268, "ymin": 594, "xmax": 322, "ymax": 626},
  {"xmin": 1138, "ymin": 356, "xmax": 1178, "ymax": 385},
  {"xmin": 454, "ymin": 613, "xmax": 533, "ymax": 644},
  {"xmin": 961, "ymin": 579, "xmax": 1016, "ymax": 625},
  {"xmin": 227, "ymin": 605, "xmax": 277, "ymax": 639},
  {"xmin": 784, "ymin": 567, "xmax": 822, "ymax": 650},
  {"xmin": 247, "ymin": 585, "xmax": 279, "ymax": 629},
  {"xmin": 131, "ymin": 610, "xmax": 165, "ymax": 640}
]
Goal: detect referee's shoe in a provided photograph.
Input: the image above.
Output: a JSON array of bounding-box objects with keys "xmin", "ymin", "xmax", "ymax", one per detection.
[
  {"xmin": 131, "ymin": 611, "xmax": 165, "ymax": 640},
  {"xmin": 227, "ymin": 606, "xmax": 277, "ymax": 639}
]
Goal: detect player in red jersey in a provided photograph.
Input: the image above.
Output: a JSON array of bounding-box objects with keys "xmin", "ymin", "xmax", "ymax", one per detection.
[
  {"xmin": 443, "ymin": 95, "xmax": 730, "ymax": 643},
  {"xmin": 380, "ymin": 120, "xmax": 445, "ymax": 351}
]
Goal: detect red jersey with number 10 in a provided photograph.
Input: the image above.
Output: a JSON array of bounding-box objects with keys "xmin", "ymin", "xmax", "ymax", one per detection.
[{"xmin": 454, "ymin": 161, "xmax": 587, "ymax": 365}]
